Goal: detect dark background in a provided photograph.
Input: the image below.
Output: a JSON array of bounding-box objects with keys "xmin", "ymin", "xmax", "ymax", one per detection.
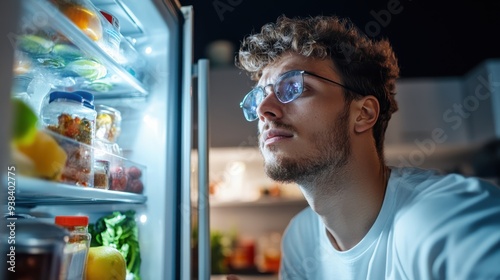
[{"xmin": 180, "ymin": 0, "xmax": 500, "ymax": 78}]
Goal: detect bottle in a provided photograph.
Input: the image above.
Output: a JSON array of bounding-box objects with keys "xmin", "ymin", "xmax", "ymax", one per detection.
[
  {"xmin": 55, "ymin": 216, "xmax": 91, "ymax": 280},
  {"xmin": 100, "ymin": 10, "xmax": 121, "ymax": 59},
  {"xmin": 41, "ymin": 91, "xmax": 97, "ymax": 187}
]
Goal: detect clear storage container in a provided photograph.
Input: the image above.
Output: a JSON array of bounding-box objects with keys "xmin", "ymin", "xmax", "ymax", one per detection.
[
  {"xmin": 52, "ymin": 0, "xmax": 104, "ymax": 42},
  {"xmin": 55, "ymin": 216, "xmax": 91, "ymax": 280},
  {"xmin": 94, "ymin": 159, "xmax": 110, "ymax": 189},
  {"xmin": 95, "ymin": 104, "xmax": 121, "ymax": 143},
  {"xmin": 41, "ymin": 91, "xmax": 97, "ymax": 187},
  {"xmin": 100, "ymin": 10, "xmax": 121, "ymax": 59}
]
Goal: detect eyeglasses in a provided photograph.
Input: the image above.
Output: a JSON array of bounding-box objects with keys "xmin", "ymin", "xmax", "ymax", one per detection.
[{"xmin": 239, "ymin": 70, "xmax": 357, "ymax": 121}]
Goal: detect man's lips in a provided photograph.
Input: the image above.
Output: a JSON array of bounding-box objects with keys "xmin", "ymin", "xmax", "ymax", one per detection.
[{"xmin": 262, "ymin": 129, "xmax": 294, "ymax": 145}]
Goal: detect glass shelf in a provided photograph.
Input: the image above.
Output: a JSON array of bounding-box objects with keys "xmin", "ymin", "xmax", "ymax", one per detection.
[
  {"xmin": 16, "ymin": 176, "xmax": 147, "ymax": 206},
  {"xmin": 13, "ymin": 0, "xmax": 149, "ymax": 99},
  {"xmin": 210, "ymin": 196, "xmax": 307, "ymax": 208}
]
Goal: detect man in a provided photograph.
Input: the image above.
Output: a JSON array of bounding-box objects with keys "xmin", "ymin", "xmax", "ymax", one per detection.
[{"xmin": 234, "ymin": 15, "xmax": 500, "ymax": 279}]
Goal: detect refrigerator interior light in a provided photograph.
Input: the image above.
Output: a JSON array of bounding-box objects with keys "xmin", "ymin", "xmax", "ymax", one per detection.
[
  {"xmin": 144, "ymin": 46, "xmax": 153, "ymax": 54},
  {"xmin": 213, "ymin": 161, "xmax": 251, "ymax": 201},
  {"xmin": 142, "ymin": 114, "xmax": 159, "ymax": 130},
  {"xmin": 139, "ymin": 214, "xmax": 147, "ymax": 224}
]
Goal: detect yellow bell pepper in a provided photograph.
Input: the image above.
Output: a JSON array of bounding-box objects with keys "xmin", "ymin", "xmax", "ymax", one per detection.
[{"xmin": 16, "ymin": 130, "xmax": 67, "ymax": 181}]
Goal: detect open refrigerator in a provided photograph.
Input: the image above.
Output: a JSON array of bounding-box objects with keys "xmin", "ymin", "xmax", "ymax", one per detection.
[{"xmin": 0, "ymin": 0, "xmax": 211, "ymax": 279}]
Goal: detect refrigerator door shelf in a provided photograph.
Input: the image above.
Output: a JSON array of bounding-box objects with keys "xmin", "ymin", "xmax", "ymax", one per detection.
[
  {"xmin": 15, "ymin": 176, "xmax": 147, "ymax": 206},
  {"xmin": 13, "ymin": 0, "xmax": 149, "ymax": 100}
]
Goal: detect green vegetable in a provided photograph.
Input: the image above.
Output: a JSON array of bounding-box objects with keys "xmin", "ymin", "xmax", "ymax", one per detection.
[
  {"xmin": 17, "ymin": 34, "xmax": 54, "ymax": 55},
  {"xmin": 36, "ymin": 57, "xmax": 66, "ymax": 68},
  {"xmin": 52, "ymin": 43, "xmax": 84, "ymax": 61},
  {"xmin": 210, "ymin": 231, "xmax": 230, "ymax": 274},
  {"xmin": 88, "ymin": 78, "xmax": 113, "ymax": 92},
  {"xmin": 192, "ymin": 226, "xmax": 233, "ymax": 274},
  {"xmin": 89, "ymin": 210, "xmax": 141, "ymax": 280},
  {"xmin": 66, "ymin": 59, "xmax": 107, "ymax": 80},
  {"xmin": 12, "ymin": 98, "xmax": 38, "ymax": 146}
]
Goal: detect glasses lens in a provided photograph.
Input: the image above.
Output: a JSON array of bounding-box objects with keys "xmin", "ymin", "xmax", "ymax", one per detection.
[
  {"xmin": 241, "ymin": 87, "xmax": 264, "ymax": 121},
  {"xmin": 275, "ymin": 71, "xmax": 303, "ymax": 103}
]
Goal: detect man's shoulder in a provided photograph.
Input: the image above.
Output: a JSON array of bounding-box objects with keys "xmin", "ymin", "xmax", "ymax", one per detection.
[
  {"xmin": 390, "ymin": 166, "xmax": 499, "ymax": 200},
  {"xmin": 392, "ymin": 167, "xmax": 500, "ymax": 241},
  {"xmin": 390, "ymin": 169, "xmax": 500, "ymax": 279},
  {"xmin": 281, "ymin": 206, "xmax": 326, "ymax": 264},
  {"xmin": 282, "ymin": 207, "xmax": 321, "ymax": 242},
  {"xmin": 286, "ymin": 207, "xmax": 320, "ymax": 231}
]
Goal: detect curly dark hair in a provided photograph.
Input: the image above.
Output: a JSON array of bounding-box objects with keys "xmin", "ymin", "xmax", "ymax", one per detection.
[{"xmin": 236, "ymin": 15, "xmax": 399, "ymax": 158}]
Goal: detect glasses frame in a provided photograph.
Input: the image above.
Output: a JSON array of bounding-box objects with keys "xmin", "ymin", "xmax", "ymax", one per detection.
[{"xmin": 240, "ymin": 70, "xmax": 358, "ymax": 121}]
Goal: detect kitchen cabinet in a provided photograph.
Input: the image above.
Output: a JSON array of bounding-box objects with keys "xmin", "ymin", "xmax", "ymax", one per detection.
[
  {"xmin": 384, "ymin": 59, "xmax": 500, "ymax": 171},
  {"xmin": 209, "ymin": 67, "xmax": 259, "ymax": 148},
  {"xmin": 462, "ymin": 59, "xmax": 500, "ymax": 143}
]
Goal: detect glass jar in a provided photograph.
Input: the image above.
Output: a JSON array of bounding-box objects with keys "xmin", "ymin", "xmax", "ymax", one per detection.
[
  {"xmin": 41, "ymin": 91, "xmax": 96, "ymax": 187},
  {"xmin": 55, "ymin": 216, "xmax": 91, "ymax": 280},
  {"xmin": 95, "ymin": 104, "xmax": 121, "ymax": 143},
  {"xmin": 1, "ymin": 219, "xmax": 68, "ymax": 280},
  {"xmin": 94, "ymin": 159, "xmax": 110, "ymax": 189}
]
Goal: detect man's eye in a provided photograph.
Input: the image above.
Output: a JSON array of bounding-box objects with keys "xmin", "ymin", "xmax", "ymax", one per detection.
[
  {"xmin": 277, "ymin": 81, "xmax": 302, "ymax": 101},
  {"xmin": 285, "ymin": 82, "xmax": 301, "ymax": 93}
]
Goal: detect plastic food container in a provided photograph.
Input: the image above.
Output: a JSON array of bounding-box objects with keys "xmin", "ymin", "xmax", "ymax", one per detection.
[
  {"xmin": 55, "ymin": 216, "xmax": 91, "ymax": 280},
  {"xmin": 100, "ymin": 10, "xmax": 121, "ymax": 58},
  {"xmin": 41, "ymin": 91, "xmax": 97, "ymax": 187},
  {"xmin": 52, "ymin": 0, "xmax": 103, "ymax": 41},
  {"xmin": 94, "ymin": 159, "xmax": 110, "ymax": 189},
  {"xmin": 95, "ymin": 104, "xmax": 121, "ymax": 143}
]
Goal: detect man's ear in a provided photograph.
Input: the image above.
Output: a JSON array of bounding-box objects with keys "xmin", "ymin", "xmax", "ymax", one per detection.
[{"xmin": 354, "ymin": 96, "xmax": 379, "ymax": 134}]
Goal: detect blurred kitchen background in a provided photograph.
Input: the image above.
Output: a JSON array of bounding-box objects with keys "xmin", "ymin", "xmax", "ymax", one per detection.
[{"xmin": 182, "ymin": 0, "xmax": 500, "ymax": 278}]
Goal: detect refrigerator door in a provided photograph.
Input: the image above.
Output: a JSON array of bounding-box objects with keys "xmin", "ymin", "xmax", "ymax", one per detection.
[
  {"xmin": 197, "ymin": 58, "xmax": 211, "ymax": 280},
  {"xmin": 113, "ymin": 1, "xmax": 184, "ymax": 279},
  {"xmin": 0, "ymin": 2, "xmax": 19, "ymax": 275},
  {"xmin": 179, "ymin": 7, "xmax": 211, "ymax": 279},
  {"xmin": 180, "ymin": 5, "xmax": 193, "ymax": 280}
]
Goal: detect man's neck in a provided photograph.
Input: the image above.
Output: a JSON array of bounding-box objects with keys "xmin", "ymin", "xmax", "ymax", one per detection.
[{"xmin": 298, "ymin": 147, "xmax": 390, "ymax": 251}]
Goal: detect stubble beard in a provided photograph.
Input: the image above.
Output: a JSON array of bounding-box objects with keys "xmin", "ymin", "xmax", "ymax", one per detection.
[{"xmin": 260, "ymin": 106, "xmax": 351, "ymax": 186}]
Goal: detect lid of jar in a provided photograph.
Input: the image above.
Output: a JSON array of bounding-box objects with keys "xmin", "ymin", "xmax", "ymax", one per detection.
[
  {"xmin": 75, "ymin": 90, "xmax": 94, "ymax": 102},
  {"xmin": 1, "ymin": 219, "xmax": 68, "ymax": 252},
  {"xmin": 74, "ymin": 91, "xmax": 95, "ymax": 110},
  {"xmin": 49, "ymin": 91, "xmax": 83, "ymax": 103},
  {"xmin": 55, "ymin": 215, "xmax": 89, "ymax": 227},
  {"xmin": 100, "ymin": 10, "xmax": 120, "ymax": 31},
  {"xmin": 83, "ymin": 100, "xmax": 95, "ymax": 110},
  {"xmin": 49, "ymin": 91, "xmax": 95, "ymax": 110},
  {"xmin": 96, "ymin": 104, "xmax": 122, "ymax": 120}
]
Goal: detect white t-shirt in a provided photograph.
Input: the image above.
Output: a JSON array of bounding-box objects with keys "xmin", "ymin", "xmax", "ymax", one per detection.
[{"xmin": 280, "ymin": 167, "xmax": 500, "ymax": 280}]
